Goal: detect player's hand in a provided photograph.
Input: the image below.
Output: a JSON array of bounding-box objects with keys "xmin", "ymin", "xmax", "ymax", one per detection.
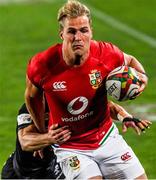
[
  {"xmin": 33, "ymin": 149, "xmax": 44, "ymax": 159},
  {"xmin": 122, "ymin": 117, "xmax": 152, "ymax": 135},
  {"xmin": 137, "ymin": 71, "xmax": 148, "ymax": 93},
  {"xmin": 48, "ymin": 124, "xmax": 71, "ymax": 145},
  {"xmin": 129, "ymin": 72, "xmax": 148, "ymax": 100}
]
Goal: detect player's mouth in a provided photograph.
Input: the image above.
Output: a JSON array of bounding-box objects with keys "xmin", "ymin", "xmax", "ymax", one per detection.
[{"xmin": 72, "ymin": 44, "xmax": 83, "ymax": 50}]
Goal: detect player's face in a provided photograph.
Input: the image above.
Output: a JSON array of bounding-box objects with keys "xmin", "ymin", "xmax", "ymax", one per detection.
[{"xmin": 60, "ymin": 15, "xmax": 92, "ymax": 64}]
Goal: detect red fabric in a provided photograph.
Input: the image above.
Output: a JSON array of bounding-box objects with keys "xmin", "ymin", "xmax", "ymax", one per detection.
[{"xmin": 27, "ymin": 40, "xmax": 124, "ymax": 150}]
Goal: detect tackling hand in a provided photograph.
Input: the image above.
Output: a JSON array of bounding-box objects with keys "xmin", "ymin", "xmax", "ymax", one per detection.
[{"xmin": 48, "ymin": 124, "xmax": 71, "ymax": 145}]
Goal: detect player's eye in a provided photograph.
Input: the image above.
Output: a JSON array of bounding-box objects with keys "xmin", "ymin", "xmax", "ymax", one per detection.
[
  {"xmin": 80, "ymin": 28, "xmax": 89, "ymax": 33},
  {"xmin": 67, "ymin": 29, "xmax": 76, "ymax": 35}
]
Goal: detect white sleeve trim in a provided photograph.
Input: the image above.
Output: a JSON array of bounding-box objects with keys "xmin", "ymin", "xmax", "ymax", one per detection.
[{"xmin": 17, "ymin": 113, "xmax": 32, "ymax": 126}]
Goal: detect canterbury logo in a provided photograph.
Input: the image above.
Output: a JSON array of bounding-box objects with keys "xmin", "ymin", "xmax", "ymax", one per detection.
[
  {"xmin": 53, "ymin": 81, "xmax": 67, "ymax": 91},
  {"xmin": 121, "ymin": 152, "xmax": 132, "ymax": 161}
]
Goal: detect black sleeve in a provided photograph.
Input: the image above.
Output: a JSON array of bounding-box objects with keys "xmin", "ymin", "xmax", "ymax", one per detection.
[
  {"xmin": 1, "ymin": 152, "xmax": 18, "ymax": 179},
  {"xmin": 17, "ymin": 103, "xmax": 33, "ymax": 131},
  {"xmin": 18, "ymin": 103, "xmax": 29, "ymax": 115},
  {"xmin": 17, "ymin": 103, "xmax": 49, "ymax": 130}
]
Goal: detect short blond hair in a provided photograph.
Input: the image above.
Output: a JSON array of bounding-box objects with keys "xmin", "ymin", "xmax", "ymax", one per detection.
[{"xmin": 57, "ymin": 0, "xmax": 92, "ymax": 30}]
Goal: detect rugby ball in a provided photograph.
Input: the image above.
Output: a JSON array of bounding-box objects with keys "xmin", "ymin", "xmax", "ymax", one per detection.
[{"xmin": 106, "ymin": 66, "xmax": 141, "ymax": 101}]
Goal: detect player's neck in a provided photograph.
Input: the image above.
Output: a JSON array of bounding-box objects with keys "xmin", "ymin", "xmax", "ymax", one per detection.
[{"xmin": 62, "ymin": 51, "xmax": 89, "ymax": 67}]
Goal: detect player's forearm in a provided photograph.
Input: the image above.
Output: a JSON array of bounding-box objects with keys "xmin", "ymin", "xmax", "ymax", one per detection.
[
  {"xmin": 124, "ymin": 53, "xmax": 146, "ymax": 74},
  {"xmin": 25, "ymin": 94, "xmax": 45, "ymax": 133},
  {"xmin": 109, "ymin": 101, "xmax": 132, "ymax": 121},
  {"xmin": 25, "ymin": 77, "xmax": 46, "ymax": 133},
  {"xmin": 19, "ymin": 132, "xmax": 54, "ymax": 151}
]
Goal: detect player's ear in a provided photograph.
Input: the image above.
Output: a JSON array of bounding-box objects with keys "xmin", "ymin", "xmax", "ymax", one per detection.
[
  {"xmin": 59, "ymin": 31, "xmax": 63, "ymax": 40},
  {"xmin": 91, "ymin": 27, "xmax": 93, "ymax": 39}
]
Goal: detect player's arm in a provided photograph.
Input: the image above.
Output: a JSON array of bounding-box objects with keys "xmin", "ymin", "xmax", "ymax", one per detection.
[
  {"xmin": 123, "ymin": 53, "xmax": 148, "ymax": 93},
  {"xmin": 109, "ymin": 101, "xmax": 152, "ymax": 135},
  {"xmin": 18, "ymin": 124, "xmax": 71, "ymax": 151},
  {"xmin": 109, "ymin": 100, "xmax": 132, "ymax": 120},
  {"xmin": 25, "ymin": 75, "xmax": 45, "ymax": 133}
]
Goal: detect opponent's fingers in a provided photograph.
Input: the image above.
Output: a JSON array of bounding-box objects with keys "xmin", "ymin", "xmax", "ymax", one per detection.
[
  {"xmin": 38, "ymin": 150, "xmax": 44, "ymax": 159},
  {"xmin": 33, "ymin": 150, "xmax": 44, "ymax": 159},
  {"xmin": 49, "ymin": 124, "xmax": 59, "ymax": 130},
  {"xmin": 54, "ymin": 129, "xmax": 71, "ymax": 140},
  {"xmin": 33, "ymin": 151, "xmax": 38, "ymax": 157},
  {"xmin": 56, "ymin": 132, "xmax": 71, "ymax": 144},
  {"xmin": 49, "ymin": 125, "xmax": 70, "ymax": 136},
  {"xmin": 50, "ymin": 124, "xmax": 69, "ymax": 130},
  {"xmin": 62, "ymin": 131, "xmax": 71, "ymax": 141}
]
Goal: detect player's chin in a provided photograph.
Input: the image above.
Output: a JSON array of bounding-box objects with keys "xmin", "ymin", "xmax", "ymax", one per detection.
[{"xmin": 74, "ymin": 51, "xmax": 84, "ymax": 58}]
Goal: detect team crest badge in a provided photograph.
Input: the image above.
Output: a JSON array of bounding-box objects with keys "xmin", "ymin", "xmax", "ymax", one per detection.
[
  {"xmin": 68, "ymin": 156, "xmax": 80, "ymax": 170},
  {"xmin": 89, "ymin": 70, "xmax": 102, "ymax": 89}
]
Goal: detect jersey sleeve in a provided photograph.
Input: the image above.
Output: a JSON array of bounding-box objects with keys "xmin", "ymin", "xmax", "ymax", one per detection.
[
  {"xmin": 27, "ymin": 53, "xmax": 46, "ymax": 88},
  {"xmin": 17, "ymin": 103, "xmax": 33, "ymax": 130},
  {"xmin": 99, "ymin": 42, "xmax": 124, "ymax": 69}
]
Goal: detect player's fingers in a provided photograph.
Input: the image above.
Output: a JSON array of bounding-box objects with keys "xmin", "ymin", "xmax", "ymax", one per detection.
[
  {"xmin": 62, "ymin": 131, "xmax": 71, "ymax": 141},
  {"xmin": 50, "ymin": 124, "xmax": 59, "ymax": 130},
  {"xmin": 56, "ymin": 127, "xmax": 70, "ymax": 135},
  {"xmin": 33, "ymin": 150, "xmax": 44, "ymax": 159},
  {"xmin": 33, "ymin": 151, "xmax": 37, "ymax": 157},
  {"xmin": 55, "ymin": 129, "xmax": 71, "ymax": 140},
  {"xmin": 144, "ymin": 120, "xmax": 152, "ymax": 125},
  {"xmin": 140, "ymin": 120, "xmax": 151, "ymax": 129},
  {"xmin": 137, "ymin": 73, "xmax": 148, "ymax": 92},
  {"xmin": 122, "ymin": 124, "xmax": 127, "ymax": 133},
  {"xmin": 58, "ymin": 132, "xmax": 72, "ymax": 144},
  {"xmin": 136, "ymin": 122, "xmax": 146, "ymax": 132},
  {"xmin": 49, "ymin": 125, "xmax": 69, "ymax": 136},
  {"xmin": 133, "ymin": 125, "xmax": 141, "ymax": 135},
  {"xmin": 138, "ymin": 83, "xmax": 146, "ymax": 93},
  {"xmin": 38, "ymin": 150, "xmax": 44, "ymax": 159},
  {"xmin": 129, "ymin": 91, "xmax": 141, "ymax": 100},
  {"xmin": 123, "ymin": 121, "xmax": 141, "ymax": 135}
]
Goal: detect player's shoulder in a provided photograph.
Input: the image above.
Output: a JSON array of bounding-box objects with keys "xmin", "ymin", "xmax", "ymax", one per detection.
[
  {"xmin": 29, "ymin": 43, "xmax": 62, "ymax": 68},
  {"xmin": 91, "ymin": 40, "xmax": 121, "ymax": 54},
  {"xmin": 27, "ymin": 44, "xmax": 62, "ymax": 85},
  {"xmin": 90, "ymin": 40, "xmax": 124, "ymax": 68}
]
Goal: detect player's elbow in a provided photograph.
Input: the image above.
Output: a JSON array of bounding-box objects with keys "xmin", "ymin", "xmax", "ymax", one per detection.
[{"xmin": 18, "ymin": 132, "xmax": 34, "ymax": 151}]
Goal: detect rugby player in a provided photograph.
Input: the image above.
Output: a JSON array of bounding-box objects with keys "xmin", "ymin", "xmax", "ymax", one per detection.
[
  {"xmin": 1, "ymin": 103, "xmax": 71, "ymax": 179},
  {"xmin": 25, "ymin": 0, "xmax": 150, "ymax": 179}
]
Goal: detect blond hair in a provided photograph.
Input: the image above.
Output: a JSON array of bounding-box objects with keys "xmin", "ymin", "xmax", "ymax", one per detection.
[{"xmin": 57, "ymin": 0, "xmax": 92, "ymax": 30}]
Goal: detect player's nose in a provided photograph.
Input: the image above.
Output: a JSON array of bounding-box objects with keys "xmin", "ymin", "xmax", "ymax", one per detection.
[{"xmin": 74, "ymin": 31, "xmax": 82, "ymax": 40}]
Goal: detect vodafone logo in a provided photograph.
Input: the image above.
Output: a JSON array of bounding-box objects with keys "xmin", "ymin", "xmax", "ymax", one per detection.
[
  {"xmin": 53, "ymin": 81, "xmax": 66, "ymax": 91},
  {"xmin": 67, "ymin": 96, "xmax": 88, "ymax": 115}
]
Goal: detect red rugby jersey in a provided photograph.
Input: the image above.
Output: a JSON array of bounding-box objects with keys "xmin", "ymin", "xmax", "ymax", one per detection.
[{"xmin": 27, "ymin": 40, "xmax": 124, "ymax": 150}]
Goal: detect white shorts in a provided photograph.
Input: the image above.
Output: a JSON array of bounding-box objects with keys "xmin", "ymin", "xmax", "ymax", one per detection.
[{"xmin": 54, "ymin": 124, "xmax": 145, "ymax": 179}]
